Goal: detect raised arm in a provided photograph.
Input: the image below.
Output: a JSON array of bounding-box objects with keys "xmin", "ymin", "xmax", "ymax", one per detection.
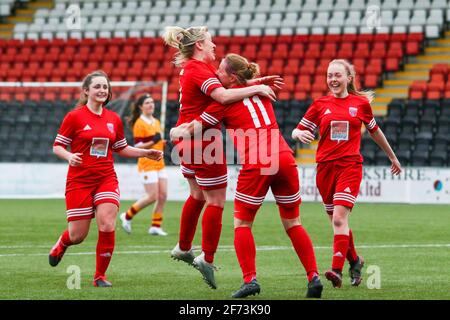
[
  {"xmin": 117, "ymin": 145, "xmax": 163, "ymax": 160},
  {"xmin": 210, "ymin": 85, "xmax": 276, "ymax": 104}
]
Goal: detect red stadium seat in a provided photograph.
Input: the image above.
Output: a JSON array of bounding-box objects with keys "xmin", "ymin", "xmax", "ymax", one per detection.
[
  {"xmin": 304, "ymin": 43, "xmax": 321, "ymax": 59},
  {"xmin": 309, "ymin": 34, "xmax": 325, "ymax": 44},
  {"xmin": 407, "ymin": 33, "xmax": 424, "ymax": 43},
  {"xmin": 444, "ymin": 90, "xmax": 450, "ymax": 99},
  {"xmin": 371, "ymin": 42, "xmax": 386, "ymax": 59},
  {"xmin": 272, "ymin": 43, "xmax": 288, "ymax": 59},
  {"xmin": 321, "ymin": 43, "xmax": 337, "ymax": 59},
  {"xmin": 373, "ymin": 33, "xmax": 390, "ymax": 43},
  {"xmin": 292, "ymin": 34, "xmax": 309, "ymax": 44},
  {"xmin": 390, "ymin": 33, "xmax": 407, "ymax": 43},
  {"xmin": 366, "ymin": 59, "xmax": 382, "ymax": 75},
  {"xmin": 387, "ymin": 42, "xmax": 404, "ymax": 58},
  {"xmin": 288, "ymin": 43, "xmax": 305, "ymax": 59},
  {"xmin": 267, "ymin": 59, "xmax": 284, "ymax": 75},
  {"xmin": 353, "ymin": 43, "xmax": 370, "ymax": 59},
  {"xmin": 357, "ymin": 33, "xmax": 373, "ymax": 43},
  {"xmin": 427, "ymin": 90, "xmax": 442, "ymax": 100},
  {"xmin": 277, "ymin": 35, "xmax": 292, "ymax": 44},
  {"xmin": 258, "ymin": 44, "xmax": 273, "ymax": 59},
  {"xmin": 324, "ymin": 34, "xmax": 342, "ymax": 44},
  {"xmin": 299, "ymin": 60, "xmax": 316, "ymax": 76},
  {"xmin": 405, "ymin": 40, "xmax": 421, "ymax": 56},
  {"xmin": 385, "ymin": 58, "xmax": 400, "ymax": 72},
  {"xmin": 311, "ymin": 90, "xmax": 325, "ymax": 100},
  {"xmin": 283, "ymin": 59, "xmax": 300, "ymax": 75},
  {"xmin": 278, "ymin": 91, "xmax": 291, "ymax": 100},
  {"xmin": 294, "ymin": 91, "xmax": 308, "ymax": 100},
  {"xmin": 364, "ymin": 74, "xmax": 379, "ymax": 88},
  {"xmin": 409, "ymin": 90, "xmax": 424, "ymax": 100}
]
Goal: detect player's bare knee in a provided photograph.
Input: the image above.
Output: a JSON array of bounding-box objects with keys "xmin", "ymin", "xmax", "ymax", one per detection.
[
  {"xmin": 70, "ymin": 232, "xmax": 87, "ymax": 244},
  {"xmin": 333, "ymin": 217, "xmax": 345, "ymax": 228},
  {"xmin": 234, "ymin": 218, "xmax": 252, "ymax": 229},
  {"xmin": 98, "ymin": 222, "xmax": 116, "ymax": 232},
  {"xmin": 282, "ymin": 218, "xmax": 301, "ymax": 231}
]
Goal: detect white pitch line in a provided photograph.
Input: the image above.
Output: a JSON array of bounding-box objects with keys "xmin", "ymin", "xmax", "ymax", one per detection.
[{"xmin": 0, "ymin": 243, "xmax": 450, "ymax": 258}]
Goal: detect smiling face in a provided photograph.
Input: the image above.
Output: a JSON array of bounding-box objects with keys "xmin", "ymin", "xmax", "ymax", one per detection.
[
  {"xmin": 85, "ymin": 76, "xmax": 110, "ymax": 105},
  {"xmin": 215, "ymin": 59, "xmax": 237, "ymax": 88},
  {"xmin": 198, "ymin": 32, "xmax": 216, "ymax": 63},
  {"xmin": 139, "ymin": 97, "xmax": 155, "ymax": 117},
  {"xmin": 327, "ymin": 62, "xmax": 351, "ymax": 98}
]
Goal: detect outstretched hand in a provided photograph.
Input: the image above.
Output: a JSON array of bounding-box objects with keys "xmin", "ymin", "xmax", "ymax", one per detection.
[
  {"xmin": 257, "ymin": 75, "xmax": 285, "ymax": 90},
  {"xmin": 390, "ymin": 158, "xmax": 402, "ymax": 175},
  {"xmin": 292, "ymin": 128, "xmax": 315, "ymax": 144},
  {"xmin": 256, "ymin": 85, "xmax": 277, "ymax": 102},
  {"xmin": 144, "ymin": 149, "xmax": 163, "ymax": 161}
]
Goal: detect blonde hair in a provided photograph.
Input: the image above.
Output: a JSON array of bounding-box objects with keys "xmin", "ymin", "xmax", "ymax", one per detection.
[
  {"xmin": 329, "ymin": 59, "xmax": 374, "ymax": 103},
  {"xmin": 163, "ymin": 25, "xmax": 209, "ymax": 66},
  {"xmin": 76, "ymin": 70, "xmax": 112, "ymax": 107},
  {"xmin": 223, "ymin": 53, "xmax": 260, "ymax": 84}
]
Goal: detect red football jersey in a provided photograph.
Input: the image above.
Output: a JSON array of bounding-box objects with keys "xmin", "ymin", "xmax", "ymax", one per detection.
[
  {"xmin": 177, "ymin": 59, "xmax": 223, "ymax": 125},
  {"xmin": 197, "ymin": 91, "xmax": 292, "ymax": 167},
  {"xmin": 297, "ymin": 94, "xmax": 378, "ymax": 163},
  {"xmin": 54, "ymin": 105, "xmax": 128, "ymax": 189}
]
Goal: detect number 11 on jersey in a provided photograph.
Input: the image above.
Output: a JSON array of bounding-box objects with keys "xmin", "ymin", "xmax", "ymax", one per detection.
[{"xmin": 243, "ymin": 96, "xmax": 271, "ymax": 128}]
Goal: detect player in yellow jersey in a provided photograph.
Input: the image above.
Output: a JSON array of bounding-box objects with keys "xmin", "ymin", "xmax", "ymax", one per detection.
[{"xmin": 120, "ymin": 93, "xmax": 168, "ymax": 236}]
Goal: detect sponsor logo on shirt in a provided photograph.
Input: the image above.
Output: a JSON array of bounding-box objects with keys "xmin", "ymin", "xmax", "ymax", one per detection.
[
  {"xmin": 344, "ymin": 187, "xmax": 352, "ymax": 193},
  {"xmin": 324, "ymin": 108, "xmax": 332, "ymax": 115},
  {"xmin": 83, "ymin": 124, "xmax": 92, "ymax": 131}
]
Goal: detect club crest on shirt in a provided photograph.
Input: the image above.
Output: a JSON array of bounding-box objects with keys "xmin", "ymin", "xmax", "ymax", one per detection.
[
  {"xmin": 349, "ymin": 106, "xmax": 358, "ymax": 117},
  {"xmin": 106, "ymin": 122, "xmax": 114, "ymax": 133}
]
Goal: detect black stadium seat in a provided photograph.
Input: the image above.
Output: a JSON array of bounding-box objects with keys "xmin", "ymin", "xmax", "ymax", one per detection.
[
  {"xmin": 396, "ymin": 150, "xmax": 411, "ymax": 166},
  {"xmin": 410, "ymin": 151, "xmax": 429, "ymax": 166},
  {"xmin": 429, "ymin": 151, "xmax": 448, "ymax": 167}
]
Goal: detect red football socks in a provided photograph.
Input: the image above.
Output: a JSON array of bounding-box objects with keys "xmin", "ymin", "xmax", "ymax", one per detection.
[
  {"xmin": 202, "ymin": 205, "xmax": 223, "ymax": 263},
  {"xmin": 286, "ymin": 225, "xmax": 319, "ymax": 282},
  {"xmin": 234, "ymin": 226, "xmax": 257, "ymax": 283},
  {"xmin": 179, "ymin": 196, "xmax": 205, "ymax": 251},
  {"xmin": 94, "ymin": 230, "xmax": 115, "ymax": 280},
  {"xmin": 332, "ymin": 234, "xmax": 350, "ymax": 273},
  {"xmin": 60, "ymin": 229, "xmax": 73, "ymax": 247},
  {"xmin": 346, "ymin": 229, "xmax": 358, "ymax": 264}
]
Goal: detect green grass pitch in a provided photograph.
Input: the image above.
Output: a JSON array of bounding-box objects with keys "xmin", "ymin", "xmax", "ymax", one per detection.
[{"xmin": 0, "ymin": 199, "xmax": 449, "ymax": 300}]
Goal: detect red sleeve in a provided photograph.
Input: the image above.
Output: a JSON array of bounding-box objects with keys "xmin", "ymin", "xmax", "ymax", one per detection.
[
  {"xmin": 189, "ymin": 64, "xmax": 223, "ymax": 96},
  {"xmin": 112, "ymin": 116, "xmax": 128, "ymax": 152},
  {"xmin": 360, "ymin": 102, "xmax": 379, "ymax": 133},
  {"xmin": 296, "ymin": 101, "xmax": 320, "ymax": 132},
  {"xmin": 54, "ymin": 112, "xmax": 75, "ymax": 148},
  {"xmin": 196, "ymin": 101, "xmax": 226, "ymax": 128}
]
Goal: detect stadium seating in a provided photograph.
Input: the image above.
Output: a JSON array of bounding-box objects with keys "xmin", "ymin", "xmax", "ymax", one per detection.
[
  {"xmin": 1, "ymin": 0, "xmax": 449, "ymax": 166},
  {"xmin": 361, "ymin": 98, "xmax": 450, "ymax": 166},
  {"xmin": 409, "ymin": 64, "xmax": 450, "ymax": 100}
]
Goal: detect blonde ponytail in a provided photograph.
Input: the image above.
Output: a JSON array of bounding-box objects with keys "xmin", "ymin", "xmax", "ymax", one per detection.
[{"xmin": 163, "ymin": 25, "xmax": 209, "ymax": 66}]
